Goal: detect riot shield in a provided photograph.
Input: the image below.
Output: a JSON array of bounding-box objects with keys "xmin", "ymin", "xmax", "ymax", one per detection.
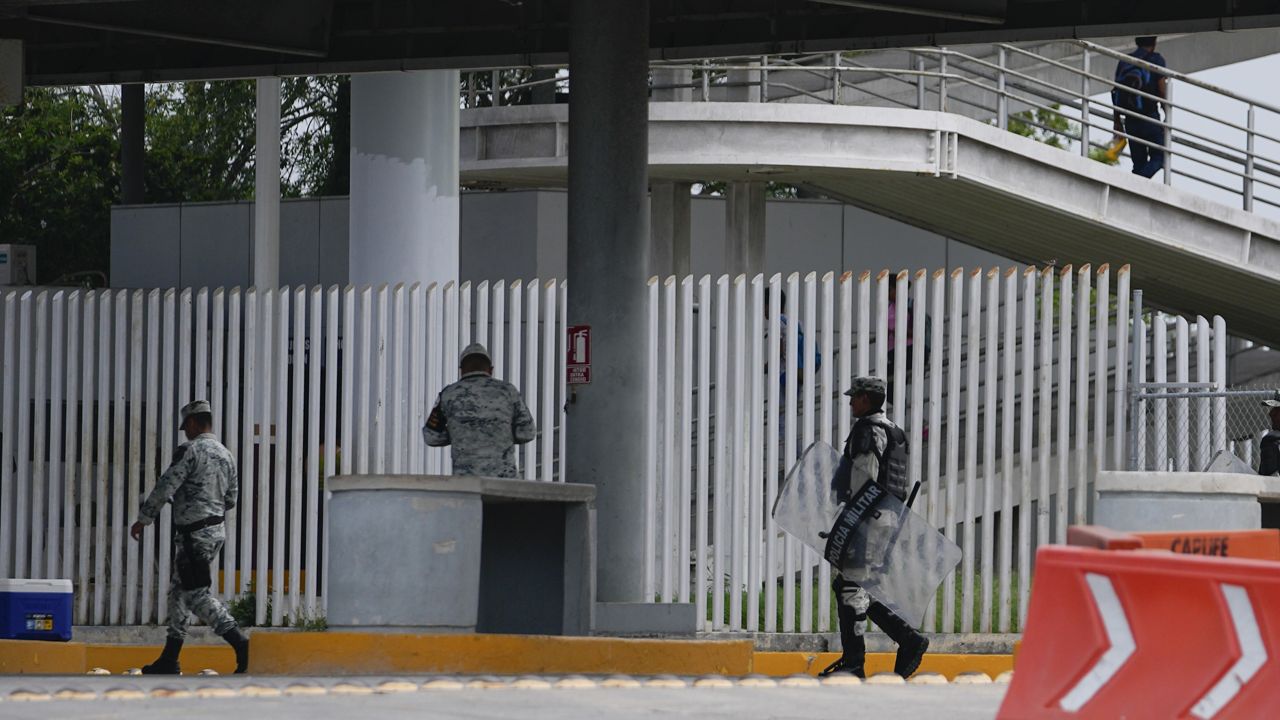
[{"xmin": 772, "ymin": 441, "xmax": 962, "ymax": 627}]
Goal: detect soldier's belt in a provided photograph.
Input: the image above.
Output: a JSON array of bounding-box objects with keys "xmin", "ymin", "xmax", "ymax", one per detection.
[{"xmin": 174, "ymin": 515, "xmax": 225, "ymax": 535}]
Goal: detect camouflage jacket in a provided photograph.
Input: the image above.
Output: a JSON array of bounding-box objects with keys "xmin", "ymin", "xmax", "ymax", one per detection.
[
  {"xmin": 138, "ymin": 433, "xmax": 238, "ymax": 527},
  {"xmin": 422, "ymin": 372, "xmax": 537, "ymax": 478}
]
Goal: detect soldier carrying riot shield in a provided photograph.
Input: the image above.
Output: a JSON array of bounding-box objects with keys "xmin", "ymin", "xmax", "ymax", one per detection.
[{"xmin": 772, "ymin": 376, "xmax": 961, "ymax": 679}]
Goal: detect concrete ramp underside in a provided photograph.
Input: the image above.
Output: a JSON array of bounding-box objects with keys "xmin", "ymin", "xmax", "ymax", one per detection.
[{"xmin": 461, "ymin": 103, "xmax": 1280, "ymax": 343}]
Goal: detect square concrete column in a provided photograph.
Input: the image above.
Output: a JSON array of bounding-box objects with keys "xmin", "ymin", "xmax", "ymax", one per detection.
[
  {"xmin": 253, "ymin": 77, "xmax": 281, "ymax": 289},
  {"xmin": 725, "ymin": 181, "xmax": 766, "ymax": 277},
  {"xmin": 349, "ymin": 70, "xmax": 460, "ymax": 288},
  {"xmin": 567, "ymin": 0, "xmax": 650, "ymax": 603},
  {"xmin": 649, "ymin": 181, "xmax": 692, "ymax": 279}
]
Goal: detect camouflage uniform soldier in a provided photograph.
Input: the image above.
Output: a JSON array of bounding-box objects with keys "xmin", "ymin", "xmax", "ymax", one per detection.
[
  {"xmin": 423, "ymin": 343, "xmax": 537, "ymax": 478},
  {"xmin": 820, "ymin": 376, "xmax": 929, "ymax": 680},
  {"xmin": 130, "ymin": 400, "xmax": 249, "ymax": 674}
]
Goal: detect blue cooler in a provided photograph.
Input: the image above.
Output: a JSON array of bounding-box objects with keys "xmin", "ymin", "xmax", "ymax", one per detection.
[{"xmin": 0, "ymin": 579, "xmax": 73, "ymax": 641}]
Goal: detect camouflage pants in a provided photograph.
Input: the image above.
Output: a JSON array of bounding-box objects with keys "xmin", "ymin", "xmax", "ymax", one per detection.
[
  {"xmin": 834, "ymin": 573, "xmax": 871, "ymax": 637},
  {"xmin": 167, "ymin": 524, "xmax": 237, "ymax": 640}
]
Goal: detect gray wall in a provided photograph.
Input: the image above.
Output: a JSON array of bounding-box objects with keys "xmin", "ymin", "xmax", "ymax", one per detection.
[{"xmin": 110, "ymin": 190, "xmax": 1015, "ymax": 289}]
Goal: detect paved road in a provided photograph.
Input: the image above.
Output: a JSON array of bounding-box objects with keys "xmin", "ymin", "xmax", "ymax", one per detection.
[{"xmin": 0, "ymin": 675, "xmax": 1006, "ymax": 719}]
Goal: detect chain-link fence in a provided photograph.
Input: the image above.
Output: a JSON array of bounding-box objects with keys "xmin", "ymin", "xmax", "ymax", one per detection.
[{"xmin": 1128, "ymin": 384, "xmax": 1279, "ymax": 472}]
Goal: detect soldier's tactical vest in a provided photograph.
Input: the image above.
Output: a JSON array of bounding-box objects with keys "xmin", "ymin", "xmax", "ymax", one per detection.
[{"xmin": 851, "ymin": 417, "xmax": 910, "ymax": 501}]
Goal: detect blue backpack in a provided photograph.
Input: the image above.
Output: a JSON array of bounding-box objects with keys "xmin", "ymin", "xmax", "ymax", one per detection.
[{"xmin": 1113, "ymin": 51, "xmax": 1154, "ymax": 114}]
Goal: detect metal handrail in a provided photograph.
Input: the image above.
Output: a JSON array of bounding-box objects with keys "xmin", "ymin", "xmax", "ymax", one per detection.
[{"xmin": 463, "ymin": 39, "xmax": 1280, "ymax": 214}]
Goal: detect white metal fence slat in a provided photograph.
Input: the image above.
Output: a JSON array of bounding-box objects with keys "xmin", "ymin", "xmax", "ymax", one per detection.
[
  {"xmin": 31, "ymin": 292, "xmax": 48, "ymax": 581},
  {"xmin": 800, "ymin": 271, "xmax": 819, "ymax": 633},
  {"xmin": 273, "ymin": 288, "xmax": 290, "ymax": 625},
  {"xmin": 644, "ymin": 278, "xmax": 659, "ymax": 601},
  {"xmin": 524, "ymin": 280, "xmax": 539, "ymax": 481},
  {"xmin": 255, "ymin": 289, "xmax": 273, "ymax": 626},
  {"xmin": 61, "ymin": 289, "xmax": 79, "ymax": 584},
  {"xmin": 1017, "ymin": 269, "xmax": 1035, "ymax": 629},
  {"xmin": 110, "ymin": 290, "xmax": 127, "ymax": 624},
  {"xmin": 223, "ymin": 289, "xmax": 241, "ymax": 601},
  {"xmin": 961, "ymin": 270, "xmax": 980, "ymax": 634},
  {"xmin": 306, "ymin": 286, "xmax": 322, "ymax": 614},
  {"xmin": 980, "ymin": 269, "xmax": 999, "ymax": 634},
  {"xmin": 941, "ymin": 269, "xmax": 962, "ymax": 634},
  {"xmin": 766, "ymin": 273, "xmax": 782, "ymax": 633},
  {"xmin": 678, "ymin": 277, "xmax": 694, "ymax": 606},
  {"xmin": 1036, "ymin": 269, "xmax": 1053, "ymax": 587},
  {"xmin": 16, "ymin": 292, "xmax": 33, "ymax": 581},
  {"xmin": 125, "ymin": 290, "xmax": 143, "ymax": 621},
  {"xmin": 290, "ymin": 287, "xmax": 306, "ymax": 617},
  {"xmin": 1074, "ymin": 267, "xmax": 1092, "ymax": 527},
  {"xmin": 0, "ymin": 293, "xmax": 14, "ymax": 580},
  {"xmin": 239, "ymin": 290, "xmax": 257, "ymax": 598},
  {"xmin": 1056, "ymin": 268, "xmax": 1073, "ymax": 545},
  {"xmin": 998, "ymin": 268, "xmax": 1016, "ymax": 633},
  {"xmin": 711, "ymin": 276, "xmax": 731, "ymax": 629},
  {"xmin": 695, "ymin": 275, "xmax": 712, "ymax": 631}
]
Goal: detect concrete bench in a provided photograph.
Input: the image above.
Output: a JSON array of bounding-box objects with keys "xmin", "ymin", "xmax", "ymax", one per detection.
[{"xmin": 327, "ymin": 475, "xmax": 595, "ymax": 636}]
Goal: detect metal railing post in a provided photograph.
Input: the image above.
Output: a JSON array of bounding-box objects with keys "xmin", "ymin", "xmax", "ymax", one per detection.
[
  {"xmin": 1245, "ymin": 105, "xmax": 1256, "ymax": 211},
  {"xmin": 701, "ymin": 61, "xmax": 710, "ymax": 102},
  {"xmin": 916, "ymin": 55, "xmax": 926, "ymax": 110},
  {"xmin": 467, "ymin": 72, "xmax": 477, "ymax": 108},
  {"xmin": 831, "ymin": 52, "xmax": 841, "ymax": 104},
  {"xmin": 996, "ymin": 47, "xmax": 1007, "ymax": 130},
  {"xmin": 492, "ymin": 70, "xmax": 501, "ymax": 107},
  {"xmin": 939, "ymin": 49, "xmax": 948, "ymax": 112},
  {"xmin": 1080, "ymin": 50, "xmax": 1090, "ymax": 157},
  {"xmin": 1162, "ymin": 81, "xmax": 1173, "ymax": 185},
  {"xmin": 761, "ymin": 55, "xmax": 770, "ymax": 103}
]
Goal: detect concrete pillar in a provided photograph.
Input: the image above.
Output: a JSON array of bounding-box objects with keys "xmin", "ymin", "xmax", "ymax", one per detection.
[
  {"xmin": 253, "ymin": 78, "xmax": 281, "ymax": 289},
  {"xmin": 120, "ymin": 84, "xmax": 145, "ymax": 205},
  {"xmin": 531, "ymin": 68, "xmax": 558, "ymax": 105},
  {"xmin": 725, "ymin": 181, "xmax": 766, "ymax": 276},
  {"xmin": 725, "ymin": 62, "xmax": 762, "ymax": 103},
  {"xmin": 567, "ymin": 0, "xmax": 650, "ymax": 603},
  {"xmin": 651, "ymin": 68, "xmax": 692, "ymax": 102},
  {"xmin": 649, "ymin": 182, "xmax": 692, "ymax": 279},
  {"xmin": 348, "ymin": 71, "xmax": 460, "ymax": 288}
]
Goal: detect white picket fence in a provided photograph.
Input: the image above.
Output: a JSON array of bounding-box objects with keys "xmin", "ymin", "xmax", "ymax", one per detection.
[
  {"xmin": 0, "ymin": 269, "xmax": 1232, "ymax": 635},
  {"xmin": 646, "ymin": 266, "xmax": 1229, "ymax": 636},
  {"xmin": 0, "ymin": 280, "xmax": 568, "ymax": 627}
]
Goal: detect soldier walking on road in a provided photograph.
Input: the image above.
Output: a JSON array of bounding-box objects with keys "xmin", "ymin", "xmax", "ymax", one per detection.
[
  {"xmin": 131, "ymin": 400, "xmax": 250, "ymax": 674},
  {"xmin": 821, "ymin": 376, "xmax": 930, "ymax": 679},
  {"xmin": 423, "ymin": 343, "xmax": 537, "ymax": 479}
]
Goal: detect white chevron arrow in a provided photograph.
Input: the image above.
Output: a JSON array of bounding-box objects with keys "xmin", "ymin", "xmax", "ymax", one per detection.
[
  {"xmin": 1191, "ymin": 584, "xmax": 1268, "ymax": 719},
  {"xmin": 1056, "ymin": 575, "xmax": 1268, "ymax": 718},
  {"xmin": 1058, "ymin": 573, "xmax": 1135, "ymax": 712}
]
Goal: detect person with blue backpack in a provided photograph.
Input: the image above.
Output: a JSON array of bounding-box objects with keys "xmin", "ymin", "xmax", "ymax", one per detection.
[{"xmin": 1112, "ymin": 36, "xmax": 1169, "ymax": 178}]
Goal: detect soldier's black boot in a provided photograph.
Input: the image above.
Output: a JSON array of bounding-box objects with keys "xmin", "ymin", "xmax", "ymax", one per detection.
[
  {"xmin": 141, "ymin": 636, "xmax": 183, "ymax": 675},
  {"xmin": 221, "ymin": 628, "xmax": 250, "ymax": 674},
  {"xmin": 819, "ymin": 604, "xmax": 866, "ymax": 678},
  {"xmin": 868, "ymin": 603, "xmax": 929, "ymax": 678}
]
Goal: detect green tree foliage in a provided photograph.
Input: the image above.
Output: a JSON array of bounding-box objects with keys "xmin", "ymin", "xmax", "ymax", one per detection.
[
  {"xmin": 0, "ymin": 87, "xmax": 120, "ymax": 284},
  {"xmin": 1006, "ymin": 104, "xmax": 1120, "ymax": 165},
  {"xmin": 0, "ymin": 77, "xmax": 351, "ymax": 283}
]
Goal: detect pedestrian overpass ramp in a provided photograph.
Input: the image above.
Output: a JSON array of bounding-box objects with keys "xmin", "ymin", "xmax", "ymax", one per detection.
[{"xmin": 461, "ymin": 101, "xmax": 1280, "ymax": 344}]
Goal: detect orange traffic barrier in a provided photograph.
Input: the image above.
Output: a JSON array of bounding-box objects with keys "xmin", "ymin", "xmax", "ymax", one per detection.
[
  {"xmin": 1067, "ymin": 525, "xmax": 1280, "ymax": 561},
  {"xmin": 1065, "ymin": 525, "xmax": 1143, "ymax": 551},
  {"xmin": 1134, "ymin": 530, "xmax": 1280, "ymax": 561},
  {"xmin": 999, "ymin": 545, "xmax": 1280, "ymax": 719}
]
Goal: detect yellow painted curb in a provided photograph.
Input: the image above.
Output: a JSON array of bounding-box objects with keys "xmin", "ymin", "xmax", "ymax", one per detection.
[
  {"xmin": 0, "ymin": 640, "xmax": 86, "ymax": 674},
  {"xmin": 250, "ymin": 632, "xmax": 754, "ymax": 676},
  {"xmin": 751, "ymin": 652, "xmax": 1014, "ymax": 680},
  {"xmin": 0, "ymin": 639, "xmax": 237, "ymax": 675}
]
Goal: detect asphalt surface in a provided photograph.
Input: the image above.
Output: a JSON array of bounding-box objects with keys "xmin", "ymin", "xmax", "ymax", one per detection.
[{"xmin": 0, "ymin": 675, "xmax": 1007, "ymax": 719}]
